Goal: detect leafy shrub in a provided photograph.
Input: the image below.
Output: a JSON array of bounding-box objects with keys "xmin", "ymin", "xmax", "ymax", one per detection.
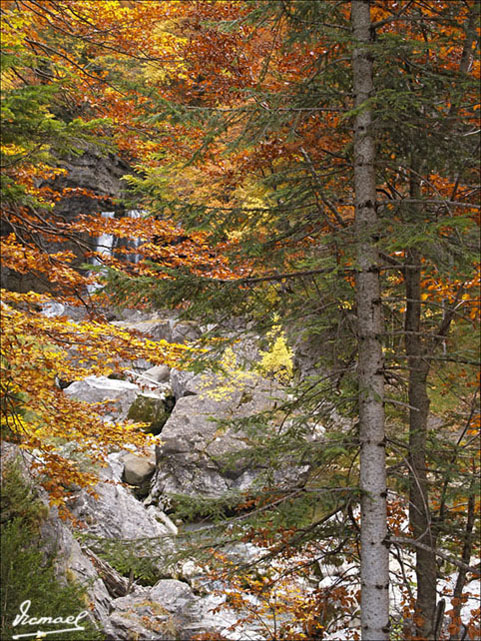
[{"xmin": 257, "ymin": 316, "xmax": 294, "ymax": 384}]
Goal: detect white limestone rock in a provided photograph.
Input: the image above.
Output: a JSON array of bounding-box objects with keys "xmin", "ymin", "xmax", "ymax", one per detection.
[{"xmin": 64, "ymin": 375, "xmax": 140, "ymax": 420}]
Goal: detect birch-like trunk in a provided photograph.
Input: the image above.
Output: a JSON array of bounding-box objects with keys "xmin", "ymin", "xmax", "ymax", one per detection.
[{"xmin": 351, "ymin": 2, "xmax": 389, "ymax": 639}]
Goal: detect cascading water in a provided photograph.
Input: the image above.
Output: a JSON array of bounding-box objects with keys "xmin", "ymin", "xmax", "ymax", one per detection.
[
  {"xmin": 87, "ymin": 210, "xmax": 146, "ymax": 293},
  {"xmin": 88, "ymin": 211, "xmax": 116, "ymax": 293},
  {"xmin": 127, "ymin": 210, "xmax": 146, "ymax": 264},
  {"xmin": 92, "ymin": 211, "xmax": 116, "ymax": 266}
]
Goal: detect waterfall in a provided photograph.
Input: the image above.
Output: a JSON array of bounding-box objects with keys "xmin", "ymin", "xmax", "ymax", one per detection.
[
  {"xmin": 127, "ymin": 210, "xmax": 142, "ymax": 264},
  {"xmin": 88, "ymin": 211, "xmax": 115, "ymax": 293},
  {"xmin": 91, "ymin": 211, "xmax": 115, "ymax": 266},
  {"xmin": 87, "ymin": 210, "xmax": 145, "ymax": 293},
  {"xmin": 127, "ymin": 210, "xmax": 147, "ymax": 264}
]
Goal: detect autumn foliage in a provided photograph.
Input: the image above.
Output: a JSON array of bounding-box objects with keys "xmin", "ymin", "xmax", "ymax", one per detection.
[
  {"xmin": 0, "ymin": 0, "xmax": 236, "ymax": 509},
  {"xmin": 1, "ymin": 0, "xmax": 480, "ymax": 638}
]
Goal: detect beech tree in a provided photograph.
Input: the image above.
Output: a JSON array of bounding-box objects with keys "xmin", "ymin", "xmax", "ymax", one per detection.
[{"xmin": 0, "ymin": 0, "xmax": 235, "ymax": 509}]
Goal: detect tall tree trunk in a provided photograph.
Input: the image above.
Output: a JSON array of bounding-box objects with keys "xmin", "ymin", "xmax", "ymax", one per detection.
[
  {"xmin": 403, "ymin": 11, "xmax": 477, "ymax": 638},
  {"xmin": 405, "ymin": 171, "xmax": 437, "ymax": 640},
  {"xmin": 405, "ymin": 251, "xmax": 437, "ymax": 639},
  {"xmin": 351, "ymin": 2, "xmax": 389, "ymax": 639}
]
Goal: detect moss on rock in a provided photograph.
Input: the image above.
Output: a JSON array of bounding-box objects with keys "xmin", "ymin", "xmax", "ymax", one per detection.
[{"xmin": 127, "ymin": 394, "xmax": 175, "ymax": 436}]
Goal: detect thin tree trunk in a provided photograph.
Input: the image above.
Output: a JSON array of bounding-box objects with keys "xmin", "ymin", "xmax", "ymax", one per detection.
[
  {"xmin": 448, "ymin": 477, "xmax": 476, "ymax": 641},
  {"xmin": 351, "ymin": 2, "xmax": 389, "ymax": 639}
]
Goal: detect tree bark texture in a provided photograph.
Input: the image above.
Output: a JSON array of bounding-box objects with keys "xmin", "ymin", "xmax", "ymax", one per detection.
[
  {"xmin": 351, "ymin": 2, "xmax": 389, "ymax": 639},
  {"xmin": 405, "ymin": 177, "xmax": 437, "ymax": 640}
]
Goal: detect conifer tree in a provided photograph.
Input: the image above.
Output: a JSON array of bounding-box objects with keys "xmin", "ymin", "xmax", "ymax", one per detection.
[
  {"xmin": 351, "ymin": 2, "xmax": 388, "ymax": 637},
  {"xmin": 113, "ymin": 1, "xmax": 479, "ymax": 637}
]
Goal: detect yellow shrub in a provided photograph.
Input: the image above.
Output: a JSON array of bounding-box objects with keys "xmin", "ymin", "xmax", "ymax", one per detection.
[{"xmin": 257, "ymin": 318, "xmax": 294, "ymax": 384}]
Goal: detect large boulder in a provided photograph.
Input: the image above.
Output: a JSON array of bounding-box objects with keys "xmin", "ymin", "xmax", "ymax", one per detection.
[
  {"xmin": 122, "ymin": 452, "xmax": 156, "ymax": 486},
  {"xmin": 169, "ymin": 368, "xmax": 204, "ymax": 400},
  {"xmin": 105, "ymin": 585, "xmax": 181, "ymax": 641},
  {"xmin": 149, "ymin": 375, "xmax": 290, "ymax": 501},
  {"xmin": 40, "ymin": 508, "xmax": 112, "ymax": 629},
  {"xmin": 181, "ymin": 590, "xmax": 266, "ymax": 640},
  {"xmin": 105, "ymin": 580, "xmax": 196, "ymax": 641},
  {"xmin": 111, "ymin": 316, "xmax": 202, "ymax": 346},
  {"xmin": 64, "ymin": 375, "xmax": 141, "ymax": 420},
  {"xmin": 105, "ymin": 578, "xmax": 263, "ymax": 641},
  {"xmin": 171, "ymin": 320, "xmax": 202, "ymax": 345},
  {"xmin": 142, "ymin": 365, "xmax": 171, "ymax": 384},
  {"xmin": 70, "ymin": 454, "xmax": 169, "ymax": 541},
  {"xmin": 150, "ymin": 579, "xmax": 196, "ymax": 612},
  {"xmin": 126, "ymin": 392, "xmax": 173, "ymax": 435}
]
